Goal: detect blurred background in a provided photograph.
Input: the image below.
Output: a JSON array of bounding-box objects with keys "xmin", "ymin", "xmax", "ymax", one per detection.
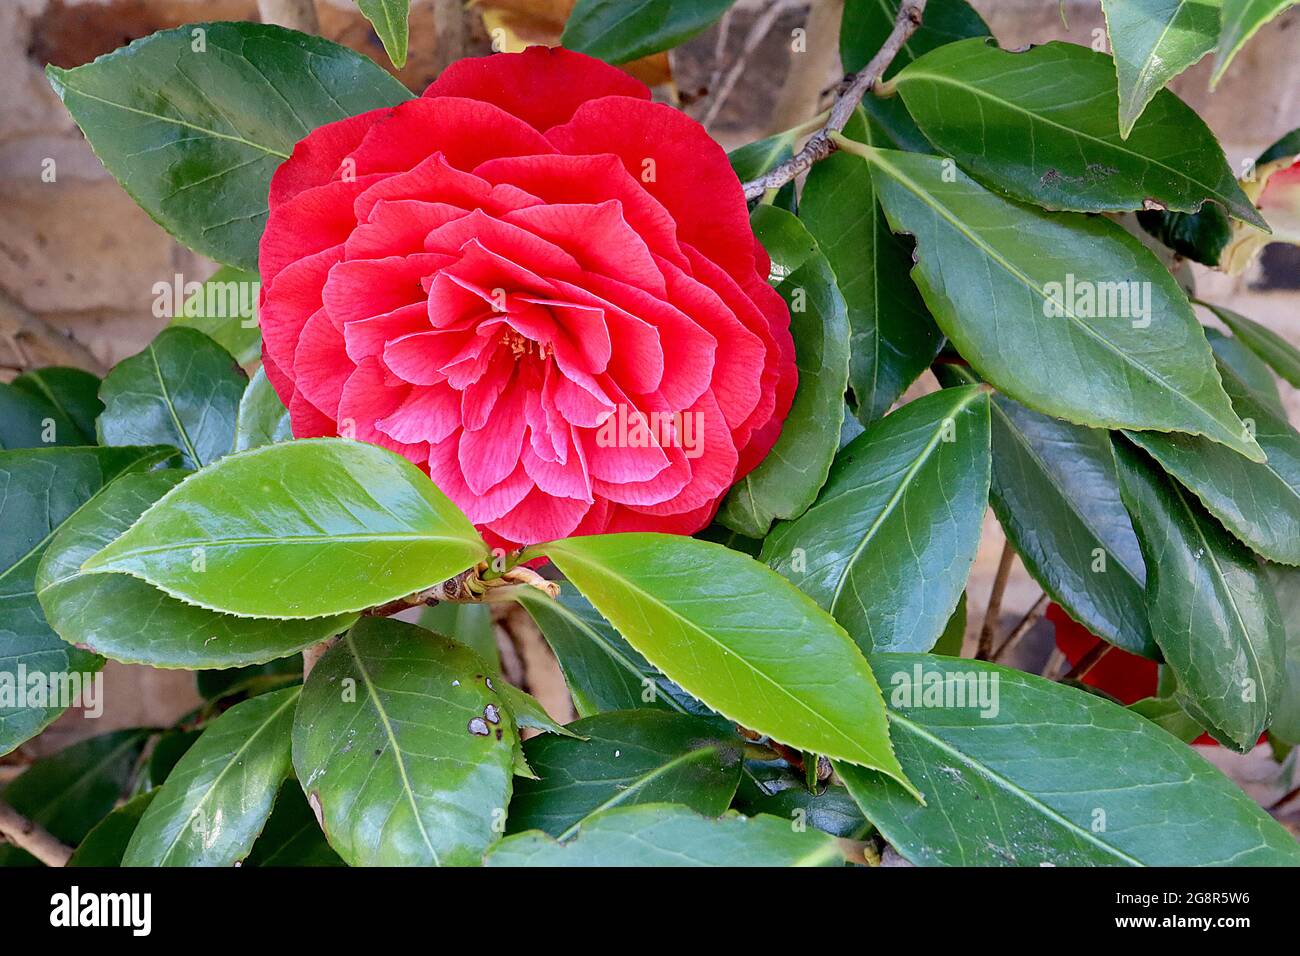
[{"xmin": 3, "ymin": 0, "xmax": 1297, "ymax": 820}]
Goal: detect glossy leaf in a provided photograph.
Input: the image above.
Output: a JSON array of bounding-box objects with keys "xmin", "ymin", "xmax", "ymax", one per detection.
[
  {"xmin": 487, "ymin": 804, "xmax": 841, "ymax": 867},
  {"xmin": 498, "ymin": 682, "xmax": 579, "ymax": 739},
  {"xmin": 1265, "ymin": 564, "xmax": 1300, "ymax": 744},
  {"xmin": 895, "ymin": 40, "xmax": 1262, "ymax": 226},
  {"xmin": 537, "ymin": 534, "xmax": 914, "ymax": 792},
  {"xmin": 1113, "ymin": 439, "xmax": 1285, "ymax": 750},
  {"xmin": 147, "ymin": 729, "xmax": 201, "ymax": 787},
  {"xmin": 937, "ymin": 365, "xmax": 1155, "ymax": 657},
  {"xmin": 98, "ymin": 327, "xmax": 247, "ymax": 469},
  {"xmin": 357, "ymin": 0, "xmax": 410, "ymax": 67},
  {"xmin": 1, "ymin": 446, "xmax": 170, "ymax": 755},
  {"xmin": 1124, "ymin": 363, "xmax": 1300, "ymax": 565},
  {"xmin": 2, "ymin": 367, "xmax": 101, "ymax": 448},
  {"xmin": 232, "ymin": 366, "xmax": 292, "ymax": 452},
  {"xmin": 170, "ymin": 266, "xmax": 262, "ymax": 367},
  {"xmin": 244, "ymin": 783, "xmax": 343, "ymax": 866},
  {"xmin": 1101, "ymin": 0, "xmax": 1219, "ymax": 137},
  {"xmin": 82, "ymin": 439, "xmax": 489, "ymax": 618},
  {"xmin": 1206, "ymin": 327, "xmax": 1287, "ymax": 416},
  {"xmin": 124, "ymin": 687, "xmax": 299, "ymax": 866},
  {"xmin": 718, "ymin": 208, "xmax": 849, "ymax": 537},
  {"xmin": 1213, "ymin": 0, "xmax": 1297, "ymax": 86},
  {"xmin": 292, "ymin": 618, "xmax": 516, "ymax": 866},
  {"xmin": 46, "ymin": 22, "xmax": 410, "ymax": 270},
  {"xmin": 67, "ymin": 791, "xmax": 156, "ymax": 867},
  {"xmin": 801, "ymin": 112, "xmax": 941, "ymax": 424},
  {"xmin": 562, "ymin": 0, "xmax": 736, "ymax": 63},
  {"xmin": 840, "ymin": 0, "xmax": 989, "ymax": 75},
  {"xmin": 761, "ymin": 386, "xmax": 990, "ymax": 654},
  {"xmin": 516, "ymin": 587, "xmax": 696, "ymax": 718},
  {"xmin": 0, "ymin": 730, "xmax": 147, "ymax": 866},
  {"xmin": 1203, "ymin": 301, "xmax": 1300, "ymax": 387},
  {"xmin": 862, "ymin": 147, "xmax": 1262, "ymax": 461},
  {"xmin": 418, "ymin": 601, "xmax": 498, "ymax": 674},
  {"xmin": 38, "ymin": 470, "xmax": 353, "ymax": 667},
  {"xmin": 508, "ymin": 711, "xmax": 743, "ymax": 837},
  {"xmin": 838, "ymin": 655, "xmax": 1300, "ymax": 865},
  {"xmin": 733, "ymin": 777, "xmax": 870, "ymax": 839}
]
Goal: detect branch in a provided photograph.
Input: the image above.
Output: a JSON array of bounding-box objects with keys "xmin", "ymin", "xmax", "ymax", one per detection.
[
  {"xmin": 976, "ymin": 540, "xmax": 1015, "ymax": 660},
  {"xmin": 740, "ymin": 0, "xmax": 927, "ymax": 200},
  {"xmin": 0, "ymin": 801, "xmax": 72, "ymax": 867}
]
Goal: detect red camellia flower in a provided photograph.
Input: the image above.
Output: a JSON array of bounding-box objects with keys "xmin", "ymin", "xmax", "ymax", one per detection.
[{"xmin": 258, "ymin": 46, "xmax": 797, "ymax": 547}]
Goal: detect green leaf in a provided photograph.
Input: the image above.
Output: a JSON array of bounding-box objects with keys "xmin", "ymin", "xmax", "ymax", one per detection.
[
  {"xmin": 733, "ymin": 776, "xmax": 870, "ymax": 839},
  {"xmin": 37, "ymin": 470, "xmax": 353, "ymax": 667},
  {"xmin": 498, "ymin": 682, "xmax": 579, "ymax": 739},
  {"xmin": 170, "ymin": 266, "xmax": 262, "ymax": 366},
  {"xmin": 936, "ymin": 365, "xmax": 1156, "ymax": 658},
  {"xmin": 561, "ymin": 0, "xmax": 737, "ymax": 63},
  {"xmin": 98, "ymin": 327, "xmax": 247, "ymax": 469},
  {"xmin": 232, "ymin": 366, "xmax": 292, "ymax": 452},
  {"xmin": 46, "ymin": 22, "xmax": 411, "ymax": 270},
  {"xmin": 356, "ymin": 0, "xmax": 410, "ymax": 67},
  {"xmin": 1202, "ymin": 301, "xmax": 1300, "ymax": 387},
  {"xmin": 124, "ymin": 687, "xmax": 299, "ymax": 866},
  {"xmin": 717, "ymin": 209, "xmax": 849, "ymax": 537},
  {"xmin": 1128, "ymin": 695, "xmax": 1205, "ymax": 742},
  {"xmin": 487, "ymin": 804, "xmax": 842, "ymax": 867},
  {"xmin": 418, "ymin": 601, "xmax": 497, "ymax": 674},
  {"xmin": 895, "ymin": 40, "xmax": 1262, "ymax": 226},
  {"xmin": 1113, "ymin": 439, "xmax": 1285, "ymax": 750},
  {"xmin": 761, "ymin": 386, "xmax": 990, "ymax": 654},
  {"xmin": 516, "ymin": 587, "xmax": 697, "ymax": 718},
  {"xmin": 244, "ymin": 783, "xmax": 343, "ymax": 866},
  {"xmin": 840, "ymin": 0, "xmax": 989, "ymax": 75},
  {"xmin": 801, "ymin": 112, "xmax": 941, "ymax": 425},
  {"xmin": 860, "ymin": 146, "xmax": 1263, "ymax": 461},
  {"xmin": 1265, "ymin": 564, "xmax": 1300, "ymax": 744},
  {"xmin": 537, "ymin": 533, "xmax": 914, "ymax": 792},
  {"xmin": 1, "ymin": 445, "xmax": 171, "ymax": 755},
  {"xmin": 1101, "ymin": 0, "xmax": 1220, "ymax": 137},
  {"xmin": 147, "ymin": 728, "xmax": 201, "ymax": 787},
  {"xmin": 933, "ymin": 591, "xmax": 966, "ymax": 657},
  {"xmin": 292, "ymin": 617, "xmax": 516, "ymax": 866},
  {"xmin": 1124, "ymin": 362, "xmax": 1300, "ymax": 565},
  {"xmin": 6, "ymin": 367, "xmax": 101, "ymax": 447},
  {"xmin": 67, "ymin": 791, "xmax": 156, "ymax": 867},
  {"xmin": 838, "ymin": 655, "xmax": 1300, "ymax": 865},
  {"xmin": 81, "ymin": 438, "xmax": 489, "ymax": 619},
  {"xmin": 1206, "ymin": 327, "xmax": 1287, "ymax": 416},
  {"xmin": 1212, "ymin": 0, "xmax": 1297, "ymax": 87},
  {"xmin": 508, "ymin": 711, "xmax": 743, "ymax": 837},
  {"xmin": 0, "ymin": 730, "xmax": 148, "ymax": 866},
  {"xmin": 195, "ymin": 657, "xmax": 302, "ymax": 703}
]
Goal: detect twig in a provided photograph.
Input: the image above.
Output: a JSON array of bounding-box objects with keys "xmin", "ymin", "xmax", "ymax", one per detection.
[
  {"xmin": 0, "ymin": 801, "xmax": 72, "ymax": 867},
  {"xmin": 700, "ymin": 0, "xmax": 800, "ymax": 129},
  {"xmin": 256, "ymin": 0, "xmax": 319, "ymax": 33},
  {"xmin": 432, "ymin": 0, "xmax": 468, "ymax": 75},
  {"xmin": 991, "ymin": 592, "xmax": 1049, "ymax": 662},
  {"xmin": 1062, "ymin": 642, "xmax": 1111, "ymax": 683},
  {"xmin": 301, "ymin": 637, "xmax": 338, "ymax": 680},
  {"xmin": 740, "ymin": 0, "xmax": 928, "ymax": 199},
  {"xmin": 976, "ymin": 540, "xmax": 1015, "ymax": 660}
]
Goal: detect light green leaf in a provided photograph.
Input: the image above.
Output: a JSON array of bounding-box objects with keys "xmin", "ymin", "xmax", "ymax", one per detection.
[
  {"xmin": 486, "ymin": 804, "xmax": 842, "ymax": 867},
  {"xmin": 1212, "ymin": 0, "xmax": 1297, "ymax": 87},
  {"xmin": 1202, "ymin": 301, "xmax": 1300, "ymax": 387},
  {"xmin": 859, "ymin": 146, "xmax": 1262, "ymax": 461},
  {"xmin": 1101, "ymin": 0, "xmax": 1220, "ymax": 137},
  {"xmin": 498, "ymin": 682, "xmax": 579, "ymax": 739},
  {"xmin": 508, "ymin": 711, "xmax": 743, "ymax": 837},
  {"xmin": 418, "ymin": 600, "xmax": 498, "ymax": 673},
  {"xmin": 718, "ymin": 208, "xmax": 849, "ymax": 537},
  {"xmin": 537, "ymin": 533, "xmax": 914, "ymax": 792},
  {"xmin": 37, "ymin": 470, "xmax": 354, "ymax": 668},
  {"xmin": 895, "ymin": 40, "xmax": 1262, "ymax": 226},
  {"xmin": 1113, "ymin": 439, "xmax": 1285, "ymax": 750},
  {"xmin": 562, "ymin": 0, "xmax": 737, "ymax": 63},
  {"xmin": 81, "ymin": 439, "xmax": 489, "ymax": 619},
  {"xmin": 801, "ymin": 111, "xmax": 941, "ymax": 425},
  {"xmin": 356, "ymin": 0, "xmax": 410, "ymax": 67},
  {"xmin": 170, "ymin": 266, "xmax": 262, "ymax": 367},
  {"xmin": 97, "ymin": 327, "xmax": 248, "ymax": 469},
  {"xmin": 232, "ymin": 365, "xmax": 292, "ymax": 452},
  {"xmin": 124, "ymin": 687, "xmax": 299, "ymax": 866},
  {"xmin": 46, "ymin": 22, "xmax": 411, "ymax": 270},
  {"xmin": 292, "ymin": 618, "xmax": 516, "ymax": 866},
  {"xmin": 838, "ymin": 654, "xmax": 1300, "ymax": 865},
  {"xmin": 762, "ymin": 386, "xmax": 990, "ymax": 654},
  {"xmin": 1, "ymin": 445, "xmax": 171, "ymax": 755}
]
